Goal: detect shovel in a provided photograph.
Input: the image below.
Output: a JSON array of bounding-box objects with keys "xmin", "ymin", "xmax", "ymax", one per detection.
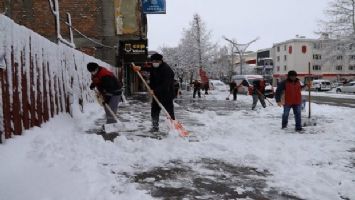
[
  {"xmin": 131, "ymin": 63, "xmax": 189, "ymax": 137},
  {"xmin": 95, "ymin": 90, "xmax": 138, "ymax": 133}
]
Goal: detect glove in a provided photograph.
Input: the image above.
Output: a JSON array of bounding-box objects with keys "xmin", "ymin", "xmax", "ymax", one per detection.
[
  {"xmin": 95, "ymin": 93, "xmax": 104, "ymax": 106},
  {"xmin": 90, "ymin": 83, "xmax": 95, "ymax": 90},
  {"xmin": 132, "ymin": 65, "xmax": 141, "ymax": 72}
]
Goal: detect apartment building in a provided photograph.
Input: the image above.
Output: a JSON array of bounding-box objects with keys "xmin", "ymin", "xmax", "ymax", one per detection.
[{"xmin": 272, "ymin": 34, "xmax": 355, "ymax": 84}]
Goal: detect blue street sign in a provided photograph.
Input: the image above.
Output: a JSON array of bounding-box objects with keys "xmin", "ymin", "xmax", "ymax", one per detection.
[{"xmin": 142, "ymin": 0, "xmax": 166, "ymax": 14}]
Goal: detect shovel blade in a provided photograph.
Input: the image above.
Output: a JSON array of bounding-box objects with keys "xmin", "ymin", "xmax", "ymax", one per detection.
[
  {"xmin": 302, "ymin": 118, "xmax": 317, "ymax": 127},
  {"xmin": 168, "ymin": 119, "xmax": 189, "ymax": 137}
]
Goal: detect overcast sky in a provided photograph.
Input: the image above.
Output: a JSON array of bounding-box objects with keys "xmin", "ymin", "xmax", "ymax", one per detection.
[{"xmin": 147, "ymin": 0, "xmax": 331, "ymax": 52}]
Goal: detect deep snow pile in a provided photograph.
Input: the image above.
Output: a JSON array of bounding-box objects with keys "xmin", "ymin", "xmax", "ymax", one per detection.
[
  {"xmin": 0, "ymin": 14, "xmax": 114, "ymax": 138},
  {"xmin": 0, "ymin": 92, "xmax": 354, "ymax": 200}
]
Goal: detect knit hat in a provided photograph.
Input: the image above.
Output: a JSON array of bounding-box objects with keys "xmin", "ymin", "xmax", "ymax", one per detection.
[
  {"xmin": 150, "ymin": 53, "xmax": 163, "ymax": 61},
  {"xmin": 288, "ymin": 70, "xmax": 297, "ymax": 77},
  {"xmin": 87, "ymin": 62, "xmax": 99, "ymax": 72}
]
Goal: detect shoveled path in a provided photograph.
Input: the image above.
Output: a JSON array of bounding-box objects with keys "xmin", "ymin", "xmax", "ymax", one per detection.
[{"xmin": 86, "ymin": 92, "xmax": 304, "ymax": 200}]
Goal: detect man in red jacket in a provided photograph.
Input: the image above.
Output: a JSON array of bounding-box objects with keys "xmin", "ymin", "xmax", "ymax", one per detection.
[
  {"xmin": 275, "ymin": 71, "xmax": 303, "ymax": 132},
  {"xmin": 87, "ymin": 62, "xmax": 122, "ymax": 125}
]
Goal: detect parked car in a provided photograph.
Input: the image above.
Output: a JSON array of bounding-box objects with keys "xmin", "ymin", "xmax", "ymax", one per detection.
[
  {"xmin": 311, "ymin": 79, "xmax": 332, "ymax": 91},
  {"xmin": 264, "ymin": 83, "xmax": 275, "ymax": 98},
  {"xmin": 331, "ymin": 82, "xmax": 343, "ymax": 88},
  {"xmin": 209, "ymin": 80, "xmax": 228, "ymax": 91},
  {"xmin": 336, "ymin": 81, "xmax": 355, "ymax": 93},
  {"xmin": 231, "ymin": 75, "xmax": 264, "ymax": 94}
]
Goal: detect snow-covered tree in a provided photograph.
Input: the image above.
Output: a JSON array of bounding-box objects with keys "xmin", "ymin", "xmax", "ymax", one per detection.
[
  {"xmin": 320, "ymin": 0, "xmax": 355, "ymax": 37},
  {"xmin": 160, "ymin": 13, "xmax": 218, "ymax": 82},
  {"xmin": 316, "ymin": 0, "xmax": 355, "ymax": 80}
]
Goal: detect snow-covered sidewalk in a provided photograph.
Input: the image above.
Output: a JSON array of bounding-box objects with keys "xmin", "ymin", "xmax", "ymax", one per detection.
[{"xmin": 0, "ymin": 92, "xmax": 354, "ymax": 200}]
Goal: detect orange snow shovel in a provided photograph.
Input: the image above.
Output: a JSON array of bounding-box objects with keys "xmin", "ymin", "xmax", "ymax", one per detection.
[{"xmin": 131, "ymin": 63, "xmax": 189, "ymax": 137}]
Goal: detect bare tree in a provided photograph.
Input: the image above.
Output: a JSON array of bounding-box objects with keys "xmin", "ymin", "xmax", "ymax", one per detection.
[
  {"xmin": 320, "ymin": 0, "xmax": 355, "ymax": 37},
  {"xmin": 316, "ymin": 0, "xmax": 355, "ymax": 82}
]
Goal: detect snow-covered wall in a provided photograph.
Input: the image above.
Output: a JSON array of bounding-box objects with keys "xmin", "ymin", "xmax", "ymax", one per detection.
[{"xmin": 0, "ymin": 14, "xmax": 113, "ymax": 142}]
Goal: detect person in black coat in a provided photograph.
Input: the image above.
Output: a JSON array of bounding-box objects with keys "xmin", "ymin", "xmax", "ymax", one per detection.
[
  {"xmin": 133, "ymin": 53, "xmax": 175, "ymax": 132},
  {"xmin": 229, "ymin": 81, "xmax": 238, "ymax": 101},
  {"xmin": 192, "ymin": 79, "xmax": 202, "ymax": 98}
]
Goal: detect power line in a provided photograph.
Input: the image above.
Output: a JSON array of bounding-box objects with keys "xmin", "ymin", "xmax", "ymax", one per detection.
[{"xmin": 62, "ymin": 20, "xmax": 116, "ymax": 49}]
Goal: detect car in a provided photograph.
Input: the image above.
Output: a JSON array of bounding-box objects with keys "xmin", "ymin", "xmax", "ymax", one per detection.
[
  {"xmin": 209, "ymin": 80, "xmax": 228, "ymax": 91},
  {"xmin": 331, "ymin": 82, "xmax": 343, "ymax": 88},
  {"xmin": 336, "ymin": 81, "xmax": 355, "ymax": 93},
  {"xmin": 311, "ymin": 79, "xmax": 332, "ymax": 91},
  {"xmin": 231, "ymin": 75, "xmax": 264, "ymax": 94}
]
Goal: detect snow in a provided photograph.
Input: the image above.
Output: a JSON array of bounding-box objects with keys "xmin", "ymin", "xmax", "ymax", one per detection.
[
  {"xmin": 0, "ymin": 14, "xmax": 115, "ymax": 139},
  {"xmin": 0, "ymin": 90, "xmax": 354, "ymax": 199}
]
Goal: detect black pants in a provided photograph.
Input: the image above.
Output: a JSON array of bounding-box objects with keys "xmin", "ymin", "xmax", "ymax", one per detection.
[
  {"xmin": 232, "ymin": 89, "xmax": 238, "ymax": 100},
  {"xmin": 193, "ymin": 88, "xmax": 201, "ymax": 98},
  {"xmin": 151, "ymin": 98, "xmax": 175, "ymax": 126},
  {"xmin": 204, "ymin": 86, "xmax": 209, "ymax": 94}
]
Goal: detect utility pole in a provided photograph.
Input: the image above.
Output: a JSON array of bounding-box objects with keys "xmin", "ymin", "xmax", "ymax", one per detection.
[{"xmin": 223, "ymin": 36, "xmax": 259, "ymax": 75}]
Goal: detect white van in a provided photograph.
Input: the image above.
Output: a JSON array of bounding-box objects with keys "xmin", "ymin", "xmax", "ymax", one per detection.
[
  {"xmin": 231, "ymin": 75, "xmax": 264, "ymax": 94},
  {"xmin": 311, "ymin": 79, "xmax": 332, "ymax": 91}
]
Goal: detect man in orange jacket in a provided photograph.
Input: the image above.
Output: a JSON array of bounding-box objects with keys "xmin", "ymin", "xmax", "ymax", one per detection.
[{"xmin": 275, "ymin": 70, "xmax": 303, "ymax": 132}]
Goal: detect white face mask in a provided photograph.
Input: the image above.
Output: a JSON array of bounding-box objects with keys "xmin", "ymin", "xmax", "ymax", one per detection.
[
  {"xmin": 152, "ymin": 63, "xmax": 160, "ymax": 68},
  {"xmin": 90, "ymin": 68, "xmax": 98, "ymax": 75}
]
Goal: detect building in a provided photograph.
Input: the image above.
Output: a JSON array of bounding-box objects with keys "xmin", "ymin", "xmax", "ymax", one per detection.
[
  {"xmin": 1, "ymin": 0, "xmax": 151, "ymax": 95},
  {"xmin": 256, "ymin": 48, "xmax": 274, "ymax": 83},
  {"xmin": 0, "ymin": 0, "xmax": 148, "ymax": 67},
  {"xmin": 234, "ymin": 51, "xmax": 257, "ymax": 75},
  {"xmin": 272, "ymin": 34, "xmax": 355, "ymax": 85}
]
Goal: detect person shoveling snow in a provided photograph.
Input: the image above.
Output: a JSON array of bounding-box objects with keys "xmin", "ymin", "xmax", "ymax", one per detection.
[
  {"xmin": 132, "ymin": 53, "xmax": 176, "ymax": 133},
  {"xmin": 132, "ymin": 54, "xmax": 189, "ymax": 137},
  {"xmin": 87, "ymin": 62, "xmax": 124, "ymax": 133}
]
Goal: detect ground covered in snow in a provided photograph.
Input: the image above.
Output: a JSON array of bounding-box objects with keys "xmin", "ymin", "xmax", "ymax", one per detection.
[{"xmin": 0, "ymin": 91, "xmax": 354, "ymax": 200}]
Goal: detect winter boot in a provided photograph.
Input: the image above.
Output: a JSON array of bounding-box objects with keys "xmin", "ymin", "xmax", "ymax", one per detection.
[{"xmin": 150, "ymin": 118, "xmax": 159, "ymax": 132}]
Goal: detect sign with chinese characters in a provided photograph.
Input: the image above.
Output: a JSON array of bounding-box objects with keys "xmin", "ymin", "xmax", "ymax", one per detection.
[
  {"xmin": 142, "ymin": 0, "xmax": 166, "ymax": 14},
  {"xmin": 119, "ymin": 40, "xmax": 148, "ymax": 63}
]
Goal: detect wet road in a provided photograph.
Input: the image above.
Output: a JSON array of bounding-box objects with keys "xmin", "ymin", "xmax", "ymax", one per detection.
[{"xmin": 303, "ymin": 95, "xmax": 355, "ymax": 108}]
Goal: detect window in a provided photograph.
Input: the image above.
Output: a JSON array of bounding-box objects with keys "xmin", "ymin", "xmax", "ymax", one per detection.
[
  {"xmin": 313, "ymin": 43, "xmax": 321, "ymax": 49},
  {"xmin": 313, "ymin": 54, "xmax": 322, "ymax": 60},
  {"xmin": 284, "ymin": 45, "xmax": 287, "ymax": 51},
  {"xmin": 350, "ymin": 55, "xmax": 355, "ymax": 60},
  {"xmin": 349, "ymin": 65, "xmax": 355, "ymax": 70},
  {"xmin": 277, "ymin": 66, "xmax": 280, "ymax": 72},
  {"xmin": 284, "ymin": 65, "xmax": 287, "ymax": 71},
  {"xmin": 284, "ymin": 55, "xmax": 287, "ymax": 61},
  {"xmin": 313, "ymin": 65, "xmax": 321, "ymax": 71},
  {"xmin": 277, "ymin": 46, "xmax": 280, "ymax": 52},
  {"xmin": 277, "ymin": 56, "xmax": 280, "ymax": 62},
  {"xmin": 337, "ymin": 55, "xmax": 343, "ymax": 60},
  {"xmin": 350, "ymin": 44, "xmax": 353, "ymax": 50},
  {"xmin": 336, "ymin": 65, "xmax": 343, "ymax": 71}
]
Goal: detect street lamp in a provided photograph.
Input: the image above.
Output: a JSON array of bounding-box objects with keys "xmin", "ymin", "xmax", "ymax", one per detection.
[{"xmin": 223, "ymin": 36, "xmax": 259, "ymax": 75}]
